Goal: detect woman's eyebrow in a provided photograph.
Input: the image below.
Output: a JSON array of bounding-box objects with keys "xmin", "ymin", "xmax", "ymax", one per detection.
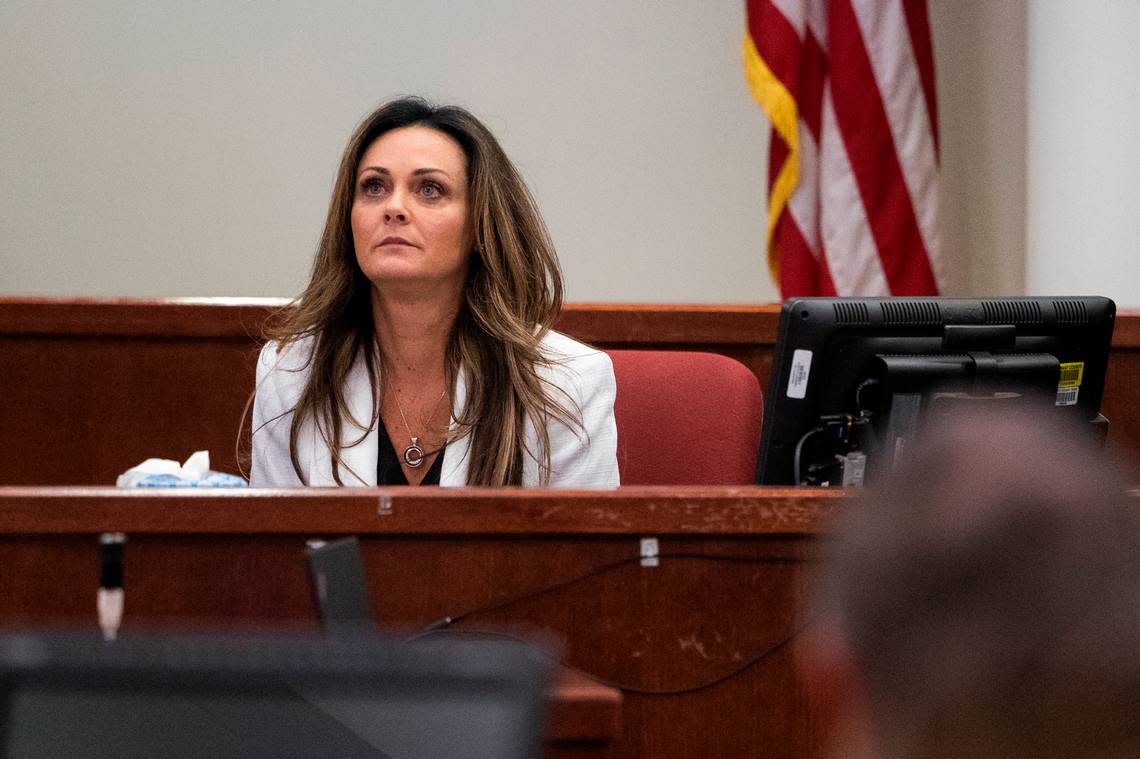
[{"xmin": 358, "ymin": 166, "xmax": 452, "ymax": 178}]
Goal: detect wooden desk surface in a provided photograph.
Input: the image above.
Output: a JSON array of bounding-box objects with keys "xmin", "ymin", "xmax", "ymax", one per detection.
[{"xmin": 0, "ymin": 485, "xmax": 841, "ymax": 535}]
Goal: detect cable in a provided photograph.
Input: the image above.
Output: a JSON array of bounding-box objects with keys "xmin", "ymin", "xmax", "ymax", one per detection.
[
  {"xmin": 413, "ymin": 621, "xmax": 813, "ymax": 697},
  {"xmin": 793, "ymin": 424, "xmax": 828, "ymax": 485},
  {"xmin": 410, "ymin": 551, "xmax": 803, "ymax": 638},
  {"xmin": 406, "ymin": 551, "xmax": 810, "ymax": 695},
  {"xmin": 795, "ymin": 412, "xmax": 881, "ymax": 485},
  {"xmin": 405, "ymin": 555, "xmax": 640, "ymax": 640}
]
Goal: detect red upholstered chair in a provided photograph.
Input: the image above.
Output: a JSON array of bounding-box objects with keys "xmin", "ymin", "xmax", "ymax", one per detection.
[{"xmin": 607, "ymin": 350, "xmax": 763, "ymax": 485}]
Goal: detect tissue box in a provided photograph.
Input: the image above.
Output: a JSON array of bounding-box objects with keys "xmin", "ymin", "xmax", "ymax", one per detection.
[{"xmin": 116, "ymin": 451, "xmax": 246, "ymax": 488}]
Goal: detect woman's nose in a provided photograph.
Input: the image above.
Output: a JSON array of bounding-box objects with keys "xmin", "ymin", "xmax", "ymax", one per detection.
[{"xmin": 383, "ymin": 190, "xmax": 408, "ymax": 223}]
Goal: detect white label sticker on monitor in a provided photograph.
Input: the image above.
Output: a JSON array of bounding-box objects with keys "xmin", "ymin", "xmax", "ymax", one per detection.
[
  {"xmin": 1055, "ymin": 386, "xmax": 1079, "ymax": 407},
  {"xmin": 787, "ymin": 349, "xmax": 812, "ymax": 399}
]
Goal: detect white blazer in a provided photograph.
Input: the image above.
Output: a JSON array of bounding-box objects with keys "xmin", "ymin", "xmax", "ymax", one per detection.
[{"xmin": 249, "ymin": 330, "xmax": 619, "ymax": 488}]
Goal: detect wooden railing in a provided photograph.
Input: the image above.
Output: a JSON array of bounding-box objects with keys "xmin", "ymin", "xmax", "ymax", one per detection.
[{"xmin": 3, "ymin": 298, "xmax": 1137, "ymax": 484}]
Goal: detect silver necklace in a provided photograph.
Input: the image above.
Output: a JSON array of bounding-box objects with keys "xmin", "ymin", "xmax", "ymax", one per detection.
[{"xmin": 389, "ymin": 387, "xmax": 448, "ymax": 468}]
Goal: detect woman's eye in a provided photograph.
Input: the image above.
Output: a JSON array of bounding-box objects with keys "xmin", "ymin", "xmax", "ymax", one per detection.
[
  {"xmin": 361, "ymin": 177, "xmax": 385, "ymax": 196},
  {"xmin": 419, "ymin": 182, "xmax": 443, "ymax": 200}
]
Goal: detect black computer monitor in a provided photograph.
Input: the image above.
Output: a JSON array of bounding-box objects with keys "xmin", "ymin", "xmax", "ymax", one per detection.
[
  {"xmin": 0, "ymin": 631, "xmax": 552, "ymax": 759},
  {"xmin": 756, "ymin": 296, "xmax": 1116, "ymax": 486}
]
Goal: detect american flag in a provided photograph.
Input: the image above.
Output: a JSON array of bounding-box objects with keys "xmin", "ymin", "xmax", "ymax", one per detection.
[{"xmin": 744, "ymin": 0, "xmax": 942, "ymax": 297}]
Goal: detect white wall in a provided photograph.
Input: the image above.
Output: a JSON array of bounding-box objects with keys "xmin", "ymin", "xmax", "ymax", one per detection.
[
  {"xmin": 0, "ymin": 1, "xmax": 774, "ymax": 303},
  {"xmin": 2, "ymin": 2, "xmax": 1134, "ymax": 305},
  {"xmin": 1026, "ymin": 0, "xmax": 1140, "ymax": 306}
]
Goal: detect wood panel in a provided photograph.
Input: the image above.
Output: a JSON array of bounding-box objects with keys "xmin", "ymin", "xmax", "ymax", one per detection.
[
  {"xmin": 2, "ymin": 298, "xmax": 1138, "ymax": 486},
  {"xmin": 0, "ymin": 487, "xmax": 839, "ymax": 759}
]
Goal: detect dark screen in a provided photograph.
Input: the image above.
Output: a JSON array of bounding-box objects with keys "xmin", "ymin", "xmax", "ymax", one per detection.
[{"xmin": 0, "ymin": 632, "xmax": 549, "ymax": 759}]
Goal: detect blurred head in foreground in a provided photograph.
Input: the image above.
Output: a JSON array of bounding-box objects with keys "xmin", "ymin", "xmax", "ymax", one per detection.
[{"xmin": 809, "ymin": 412, "xmax": 1140, "ymax": 759}]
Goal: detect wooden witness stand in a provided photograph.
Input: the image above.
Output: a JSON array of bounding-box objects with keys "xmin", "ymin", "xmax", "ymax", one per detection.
[
  {"xmin": 2, "ymin": 298, "xmax": 1139, "ymax": 757},
  {"xmin": 0, "ymin": 486, "xmax": 842, "ymax": 759}
]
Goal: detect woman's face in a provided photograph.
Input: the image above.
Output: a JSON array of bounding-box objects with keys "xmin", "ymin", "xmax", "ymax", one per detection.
[{"xmin": 351, "ymin": 126, "xmax": 471, "ymax": 293}]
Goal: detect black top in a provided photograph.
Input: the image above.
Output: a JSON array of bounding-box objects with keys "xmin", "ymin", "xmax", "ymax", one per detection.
[{"xmin": 376, "ymin": 418, "xmax": 444, "ymax": 486}]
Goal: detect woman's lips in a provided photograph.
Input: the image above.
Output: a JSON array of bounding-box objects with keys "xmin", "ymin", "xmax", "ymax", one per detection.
[{"xmin": 378, "ymin": 236, "xmax": 416, "ymax": 248}]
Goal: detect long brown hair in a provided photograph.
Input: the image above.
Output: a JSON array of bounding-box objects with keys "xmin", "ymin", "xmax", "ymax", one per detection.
[{"xmin": 263, "ymin": 97, "xmax": 577, "ymax": 485}]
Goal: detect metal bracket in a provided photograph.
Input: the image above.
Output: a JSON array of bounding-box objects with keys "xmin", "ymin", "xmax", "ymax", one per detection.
[{"xmin": 640, "ymin": 537, "xmax": 659, "ymax": 568}]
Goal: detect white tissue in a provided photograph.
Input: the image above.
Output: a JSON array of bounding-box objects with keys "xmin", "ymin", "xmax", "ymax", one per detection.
[
  {"xmin": 116, "ymin": 451, "xmax": 211, "ymax": 487},
  {"xmin": 180, "ymin": 450, "xmax": 210, "ymax": 480}
]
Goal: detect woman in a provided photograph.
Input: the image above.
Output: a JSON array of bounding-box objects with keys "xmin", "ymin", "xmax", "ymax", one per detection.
[{"xmin": 249, "ymin": 98, "xmax": 619, "ymax": 487}]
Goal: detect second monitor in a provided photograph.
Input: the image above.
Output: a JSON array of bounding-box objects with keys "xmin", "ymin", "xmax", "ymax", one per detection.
[{"xmin": 756, "ymin": 296, "xmax": 1116, "ymax": 486}]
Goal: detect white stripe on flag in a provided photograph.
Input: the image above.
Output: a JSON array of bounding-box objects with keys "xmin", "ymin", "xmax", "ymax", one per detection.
[
  {"xmin": 770, "ymin": 0, "xmax": 807, "ymax": 37},
  {"xmin": 786, "ymin": 119, "xmax": 822, "ymax": 258},
  {"xmin": 819, "ymin": 88, "xmax": 890, "ymax": 295},
  {"xmin": 805, "ymin": 0, "xmax": 828, "ymax": 51}
]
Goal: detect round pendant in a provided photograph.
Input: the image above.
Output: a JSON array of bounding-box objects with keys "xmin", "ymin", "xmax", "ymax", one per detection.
[{"xmin": 403, "ymin": 437, "xmax": 425, "ymax": 468}]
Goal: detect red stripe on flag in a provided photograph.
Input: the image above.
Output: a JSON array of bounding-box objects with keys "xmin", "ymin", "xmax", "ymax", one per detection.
[
  {"xmin": 798, "ymin": 29, "xmax": 828, "ymax": 144},
  {"xmin": 903, "ymin": 0, "xmax": 939, "ymax": 157},
  {"xmin": 827, "ymin": 0, "xmax": 938, "ymax": 295},
  {"xmin": 774, "ymin": 209, "xmax": 836, "ymax": 298},
  {"xmin": 746, "ymin": 0, "xmax": 804, "ymax": 99}
]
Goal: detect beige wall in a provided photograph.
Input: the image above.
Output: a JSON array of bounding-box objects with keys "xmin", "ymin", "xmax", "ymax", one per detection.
[
  {"xmin": 932, "ymin": 0, "xmax": 1027, "ymax": 297},
  {"xmin": 0, "ymin": 1, "xmax": 772, "ymax": 303},
  {"xmin": 4, "ymin": 2, "xmax": 1123, "ymax": 305}
]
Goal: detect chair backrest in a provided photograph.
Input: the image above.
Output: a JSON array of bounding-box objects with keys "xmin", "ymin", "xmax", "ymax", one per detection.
[{"xmin": 607, "ymin": 350, "xmax": 763, "ymax": 485}]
